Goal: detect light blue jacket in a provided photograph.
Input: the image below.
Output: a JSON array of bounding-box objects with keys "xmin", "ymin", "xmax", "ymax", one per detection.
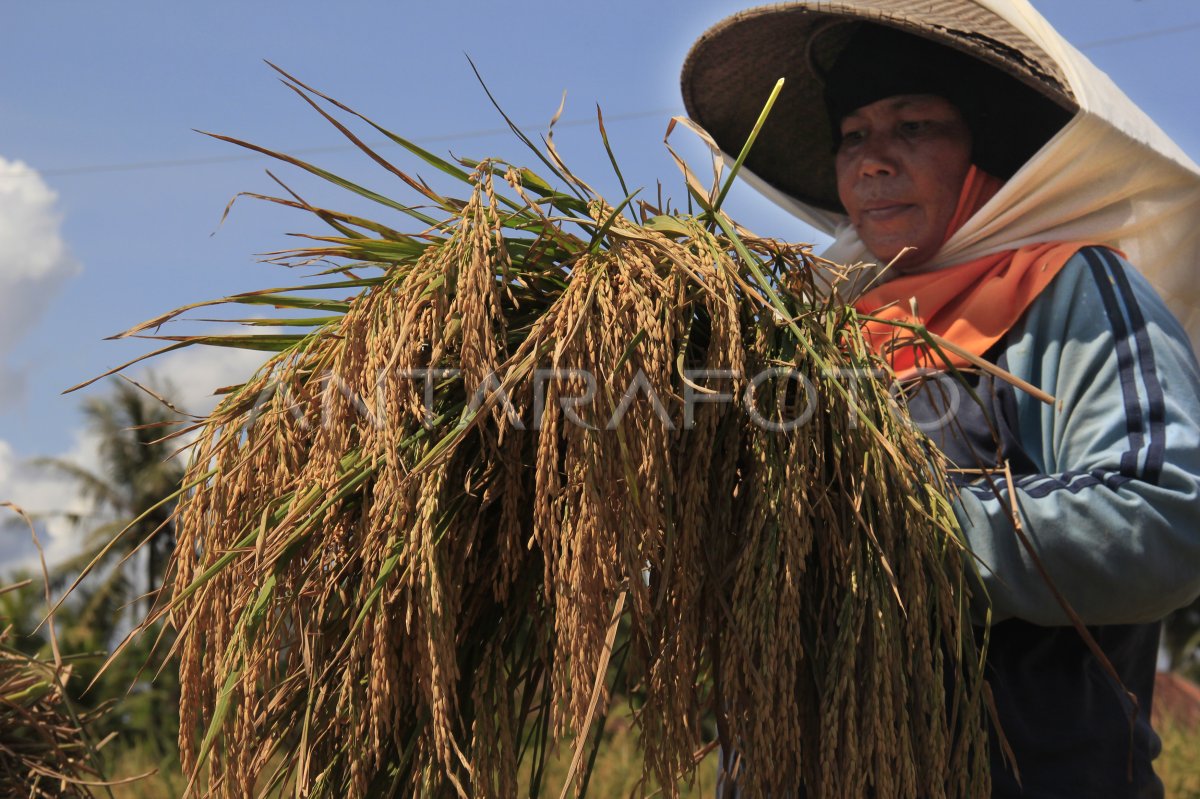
[{"xmin": 913, "ymin": 246, "xmax": 1200, "ymax": 798}]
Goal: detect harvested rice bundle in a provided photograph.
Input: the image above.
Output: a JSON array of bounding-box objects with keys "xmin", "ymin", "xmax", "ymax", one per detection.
[
  {"xmin": 0, "ymin": 582, "xmax": 107, "ymax": 797},
  {"xmin": 96, "ymin": 69, "xmax": 990, "ymax": 798}
]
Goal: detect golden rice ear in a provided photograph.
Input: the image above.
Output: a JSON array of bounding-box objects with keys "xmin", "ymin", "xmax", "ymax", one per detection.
[{"xmin": 98, "ymin": 72, "xmax": 990, "ymax": 798}]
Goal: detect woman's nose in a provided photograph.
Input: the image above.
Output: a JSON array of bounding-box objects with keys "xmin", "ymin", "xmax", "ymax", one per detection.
[{"xmin": 858, "ymin": 142, "xmax": 897, "ymax": 177}]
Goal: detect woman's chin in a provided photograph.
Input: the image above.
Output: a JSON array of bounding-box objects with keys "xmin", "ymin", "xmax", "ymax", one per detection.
[{"xmin": 868, "ymin": 245, "xmax": 935, "ymax": 273}]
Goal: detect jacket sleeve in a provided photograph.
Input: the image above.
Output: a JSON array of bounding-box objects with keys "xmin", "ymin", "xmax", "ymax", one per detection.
[{"xmin": 955, "ymin": 247, "xmax": 1200, "ymax": 626}]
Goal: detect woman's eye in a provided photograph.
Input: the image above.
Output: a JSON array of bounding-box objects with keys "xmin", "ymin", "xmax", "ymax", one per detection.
[{"xmin": 840, "ymin": 129, "xmax": 866, "ymax": 146}]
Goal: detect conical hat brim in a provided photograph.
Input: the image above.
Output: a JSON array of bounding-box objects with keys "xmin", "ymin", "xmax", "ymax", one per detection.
[{"xmin": 680, "ymin": 2, "xmax": 1078, "ymax": 212}]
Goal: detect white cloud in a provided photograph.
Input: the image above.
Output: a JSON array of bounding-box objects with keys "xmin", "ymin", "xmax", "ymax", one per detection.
[
  {"xmin": 0, "ymin": 153, "xmax": 279, "ymax": 577},
  {"xmin": 0, "ymin": 157, "xmax": 81, "ymax": 409},
  {"xmin": 140, "ymin": 337, "xmax": 272, "ymax": 418},
  {"xmin": 0, "ymin": 428, "xmax": 103, "ymax": 576}
]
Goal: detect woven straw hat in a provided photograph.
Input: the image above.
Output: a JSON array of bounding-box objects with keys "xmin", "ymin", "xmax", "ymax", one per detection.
[{"xmin": 680, "ymin": 2, "xmax": 1080, "ymax": 213}]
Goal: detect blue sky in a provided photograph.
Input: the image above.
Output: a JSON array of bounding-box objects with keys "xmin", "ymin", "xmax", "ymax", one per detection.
[{"xmin": 1, "ymin": 0, "xmax": 1197, "ymax": 570}]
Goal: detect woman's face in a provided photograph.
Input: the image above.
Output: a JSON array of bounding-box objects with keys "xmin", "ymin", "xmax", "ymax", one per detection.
[{"xmin": 834, "ymin": 94, "xmax": 972, "ymax": 271}]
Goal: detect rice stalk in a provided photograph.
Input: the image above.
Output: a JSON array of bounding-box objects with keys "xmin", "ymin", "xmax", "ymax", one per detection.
[
  {"xmin": 0, "ymin": 578, "xmax": 113, "ymax": 798},
  {"xmin": 96, "ymin": 68, "xmax": 991, "ymax": 798}
]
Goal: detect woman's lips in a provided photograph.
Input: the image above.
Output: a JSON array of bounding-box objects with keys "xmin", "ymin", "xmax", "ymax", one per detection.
[{"xmin": 860, "ymin": 203, "xmax": 914, "ymax": 223}]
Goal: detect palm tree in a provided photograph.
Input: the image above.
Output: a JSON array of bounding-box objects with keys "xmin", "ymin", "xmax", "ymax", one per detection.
[
  {"xmin": 35, "ymin": 377, "xmax": 186, "ymax": 636},
  {"xmin": 24, "ymin": 377, "xmax": 189, "ymax": 762}
]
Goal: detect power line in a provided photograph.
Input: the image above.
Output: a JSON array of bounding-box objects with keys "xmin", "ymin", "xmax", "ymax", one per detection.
[
  {"xmin": 1077, "ymin": 19, "xmax": 1200, "ymax": 49},
  {"xmin": 34, "ymin": 108, "xmax": 679, "ymax": 178},
  {"xmin": 14, "ymin": 18, "xmax": 1200, "ymax": 179}
]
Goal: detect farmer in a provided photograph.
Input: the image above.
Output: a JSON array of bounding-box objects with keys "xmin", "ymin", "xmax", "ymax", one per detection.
[{"xmin": 682, "ymin": 2, "xmax": 1200, "ymax": 797}]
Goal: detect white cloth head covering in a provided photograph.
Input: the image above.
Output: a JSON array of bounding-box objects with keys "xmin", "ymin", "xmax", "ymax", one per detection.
[{"xmin": 712, "ymin": 1, "xmax": 1200, "ymax": 350}]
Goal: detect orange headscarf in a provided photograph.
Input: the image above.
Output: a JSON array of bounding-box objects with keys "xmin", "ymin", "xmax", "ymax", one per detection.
[{"xmin": 853, "ymin": 165, "xmax": 1097, "ymax": 375}]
